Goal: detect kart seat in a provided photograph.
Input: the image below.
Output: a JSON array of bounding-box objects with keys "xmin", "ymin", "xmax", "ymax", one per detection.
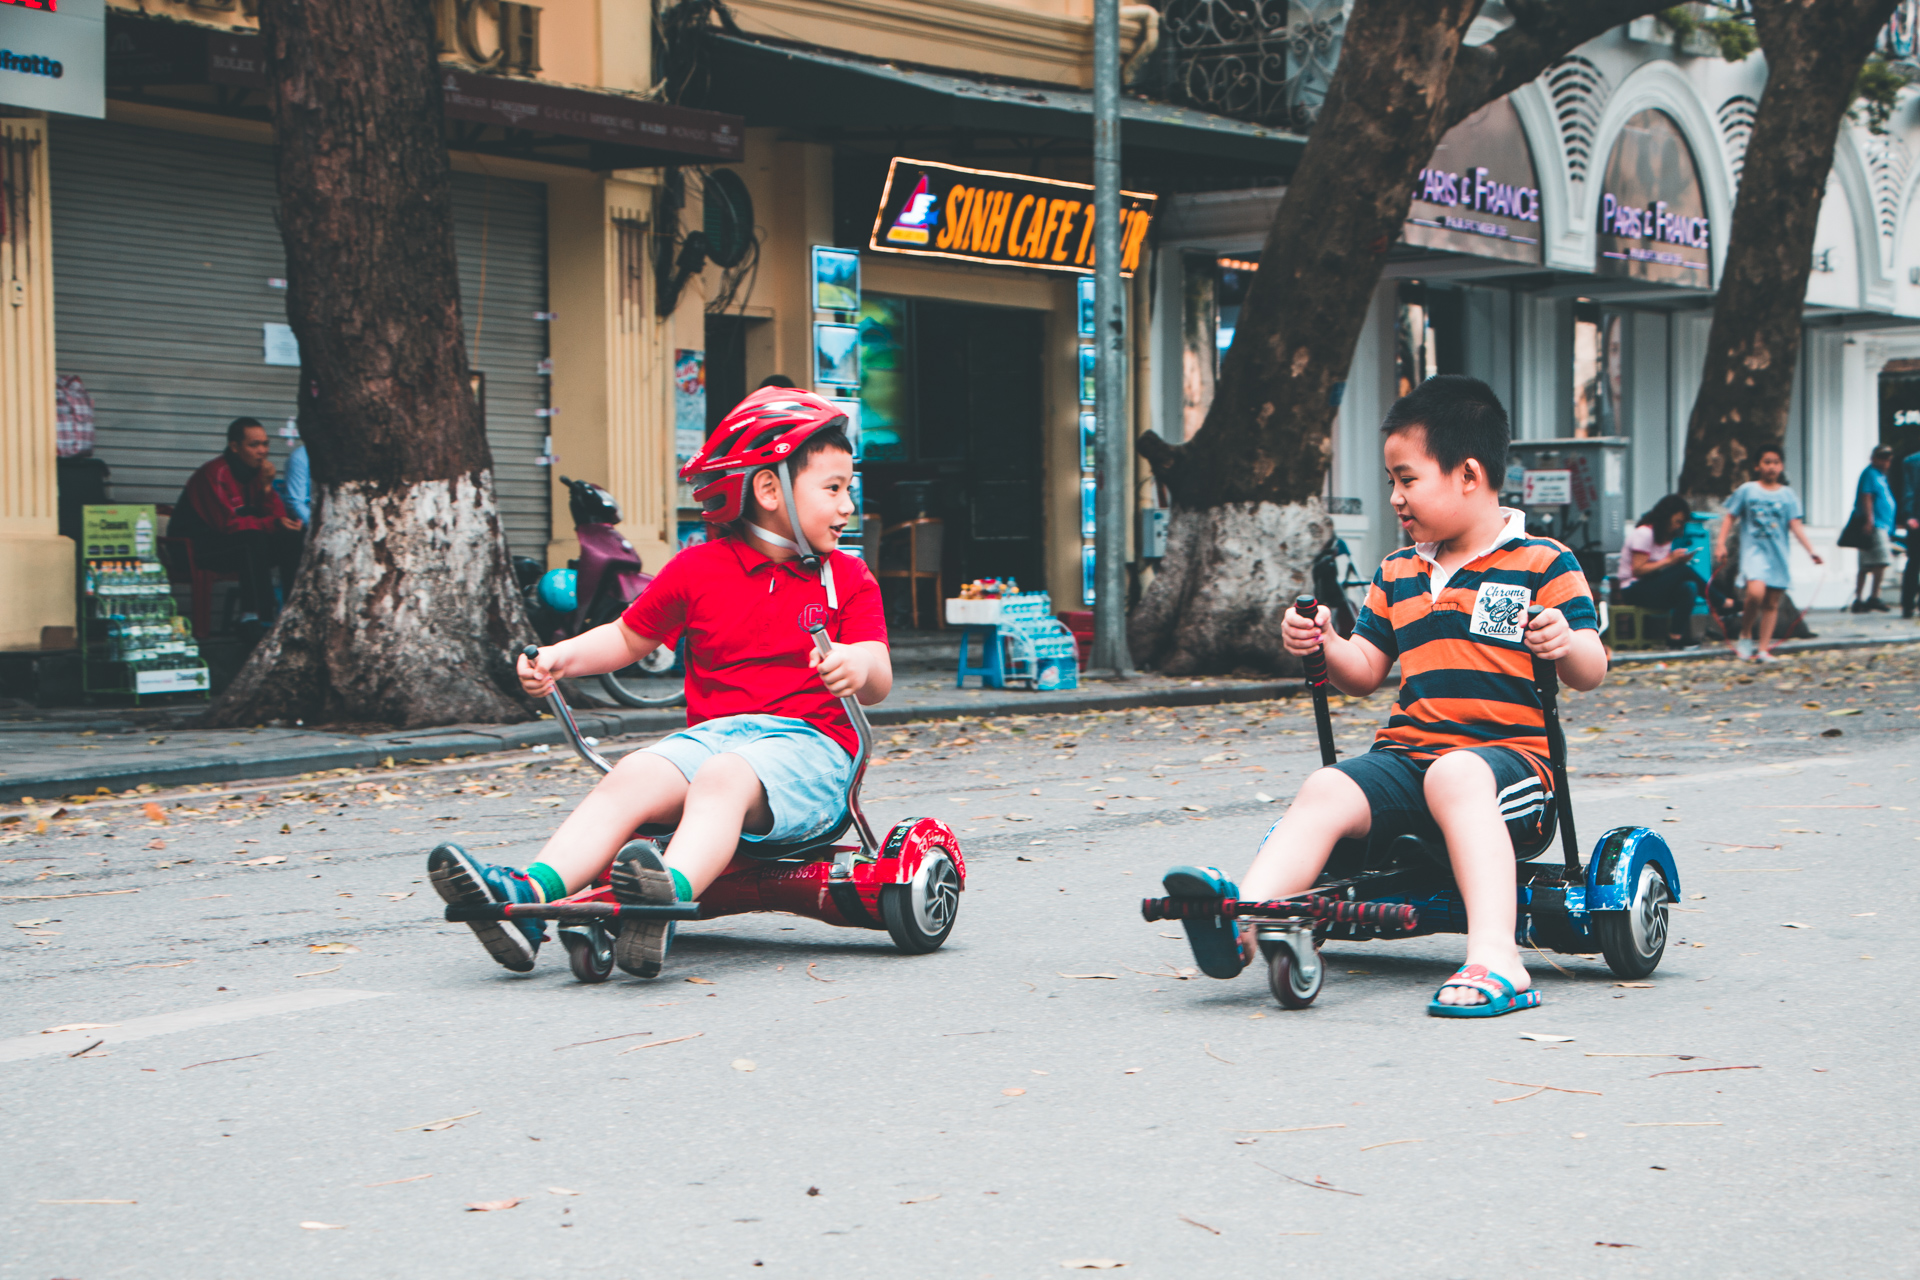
[
  {"xmin": 1327, "ymin": 804, "xmax": 1559, "ymax": 878},
  {"xmin": 633, "ymin": 807, "xmax": 856, "ymax": 864}
]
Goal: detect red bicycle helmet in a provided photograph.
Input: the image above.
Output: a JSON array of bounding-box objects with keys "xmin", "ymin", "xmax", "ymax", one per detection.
[{"xmin": 681, "ymin": 387, "xmax": 848, "ymax": 525}]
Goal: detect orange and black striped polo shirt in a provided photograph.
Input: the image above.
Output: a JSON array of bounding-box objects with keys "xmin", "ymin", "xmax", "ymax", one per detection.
[{"xmin": 1351, "ymin": 515, "xmax": 1597, "ymax": 775}]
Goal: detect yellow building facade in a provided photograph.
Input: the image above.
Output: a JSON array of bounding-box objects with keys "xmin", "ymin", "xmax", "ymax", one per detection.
[{"xmin": 1, "ymin": 0, "xmax": 1272, "ymax": 659}]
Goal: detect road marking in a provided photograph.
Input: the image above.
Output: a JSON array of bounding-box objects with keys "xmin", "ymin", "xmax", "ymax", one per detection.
[{"xmin": 1, "ymin": 989, "xmax": 388, "ymax": 1064}]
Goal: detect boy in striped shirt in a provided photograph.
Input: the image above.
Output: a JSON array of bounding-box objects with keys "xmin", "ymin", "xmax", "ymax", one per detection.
[{"xmin": 1165, "ymin": 376, "xmax": 1606, "ymax": 1016}]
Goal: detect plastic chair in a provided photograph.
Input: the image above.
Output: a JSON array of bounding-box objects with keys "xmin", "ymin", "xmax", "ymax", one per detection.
[
  {"xmin": 155, "ymin": 504, "xmax": 239, "ymax": 640},
  {"xmin": 877, "ymin": 517, "xmax": 945, "ymax": 629}
]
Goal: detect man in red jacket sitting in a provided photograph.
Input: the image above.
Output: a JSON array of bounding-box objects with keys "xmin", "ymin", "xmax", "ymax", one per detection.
[{"xmin": 167, "ymin": 418, "xmax": 305, "ymax": 642}]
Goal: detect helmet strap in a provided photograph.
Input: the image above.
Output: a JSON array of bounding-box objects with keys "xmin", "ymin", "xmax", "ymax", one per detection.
[{"xmin": 746, "ymin": 461, "xmax": 836, "ymax": 609}]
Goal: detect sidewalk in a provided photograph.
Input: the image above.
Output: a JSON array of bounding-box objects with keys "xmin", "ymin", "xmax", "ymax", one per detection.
[{"xmin": 2, "ymin": 609, "xmax": 1912, "ymax": 803}]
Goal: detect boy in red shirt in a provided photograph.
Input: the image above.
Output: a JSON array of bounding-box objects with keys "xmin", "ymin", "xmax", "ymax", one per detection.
[{"xmin": 429, "ymin": 389, "xmax": 889, "ymax": 979}]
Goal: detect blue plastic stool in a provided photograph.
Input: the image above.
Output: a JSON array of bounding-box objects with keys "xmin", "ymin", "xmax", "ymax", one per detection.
[{"xmin": 956, "ymin": 625, "xmax": 1009, "ymax": 689}]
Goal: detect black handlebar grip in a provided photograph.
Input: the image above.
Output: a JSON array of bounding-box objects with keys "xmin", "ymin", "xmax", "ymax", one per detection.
[
  {"xmin": 521, "ymin": 643, "xmax": 541, "ymax": 661},
  {"xmin": 1293, "ymin": 594, "xmax": 1329, "ymax": 689}
]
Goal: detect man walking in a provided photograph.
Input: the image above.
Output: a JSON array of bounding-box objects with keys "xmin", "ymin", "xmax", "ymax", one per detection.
[
  {"xmin": 1851, "ymin": 444, "xmax": 1896, "ymax": 613},
  {"xmin": 167, "ymin": 418, "xmax": 305, "ymax": 644}
]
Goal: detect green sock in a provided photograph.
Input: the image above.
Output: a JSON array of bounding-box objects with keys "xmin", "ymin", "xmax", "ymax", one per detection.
[
  {"xmin": 669, "ymin": 867, "xmax": 692, "ymax": 902},
  {"xmin": 526, "ymin": 861, "xmax": 566, "ymax": 903}
]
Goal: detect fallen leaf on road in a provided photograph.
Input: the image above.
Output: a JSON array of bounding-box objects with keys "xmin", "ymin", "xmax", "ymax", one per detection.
[
  {"xmin": 1178, "ymin": 1214, "xmax": 1221, "ymax": 1234},
  {"xmin": 1203, "ymin": 1042, "xmax": 1234, "ymax": 1065},
  {"xmin": 1057, "ymin": 972, "xmax": 1118, "ymax": 980},
  {"xmin": 14, "ymin": 917, "xmax": 54, "ymax": 927},
  {"xmin": 684, "ymin": 976, "xmax": 715, "ymax": 985},
  {"xmin": 309, "ymin": 943, "xmax": 360, "ymax": 954},
  {"xmin": 382, "ymin": 892, "xmax": 414, "ymax": 901},
  {"xmin": 363, "ymin": 1174, "xmax": 434, "ymax": 1187},
  {"xmin": 1359, "ymin": 1138, "xmax": 1425, "ymax": 1152},
  {"xmin": 1613, "ymin": 982, "xmax": 1655, "ymax": 988},
  {"xmin": 1060, "ymin": 1261, "xmax": 1126, "ymax": 1270},
  {"xmin": 901, "ymin": 1193, "xmax": 941, "ymax": 1204},
  {"xmin": 294, "ymin": 966, "xmax": 342, "ymax": 978},
  {"xmin": 1181, "ymin": 804, "xmax": 1209, "ymax": 812},
  {"xmin": 1254, "ymin": 793, "xmax": 1275, "ymax": 803},
  {"xmin": 280, "ymin": 824, "xmax": 292, "ymax": 834},
  {"xmin": 128, "ymin": 959, "xmax": 195, "ymax": 969},
  {"xmin": 1520, "ymin": 1034, "xmax": 1576, "ymax": 1043},
  {"xmin": 1002, "ymin": 1087, "xmax": 1026, "ymax": 1096},
  {"xmin": 395, "ymin": 1109, "xmax": 480, "ymax": 1132},
  {"xmin": 41, "ymin": 1023, "xmax": 115, "ymax": 1035},
  {"xmin": 1595, "ymin": 1242, "xmax": 1639, "ymax": 1249},
  {"xmin": 464, "ymin": 1199, "xmax": 520, "ymax": 1212},
  {"xmin": 1826, "ymin": 708, "xmax": 1863, "ymax": 717},
  {"xmin": 732, "ymin": 1059, "xmax": 756, "ymax": 1073},
  {"xmin": 547, "ymin": 1187, "xmax": 581, "ymax": 1196},
  {"xmin": 1781, "ymin": 922, "xmax": 1810, "ymax": 929},
  {"xmin": 147, "ymin": 838, "xmax": 166, "ymax": 851},
  {"xmin": 1005, "ymin": 813, "xmax": 1033, "ymax": 822},
  {"xmin": 617, "ymin": 1033, "xmax": 704, "ymax": 1054},
  {"xmin": 806, "ymin": 963, "xmax": 832, "ymax": 983},
  {"xmin": 143, "ymin": 803, "xmax": 167, "ymax": 824},
  {"xmin": 235, "ymin": 855, "xmax": 288, "ymax": 866},
  {"xmin": 299, "ymin": 1221, "xmax": 345, "ymax": 1230}
]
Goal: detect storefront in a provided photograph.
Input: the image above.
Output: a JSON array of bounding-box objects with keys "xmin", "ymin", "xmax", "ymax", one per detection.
[{"xmin": 1153, "ymin": 30, "xmax": 1920, "ymax": 607}]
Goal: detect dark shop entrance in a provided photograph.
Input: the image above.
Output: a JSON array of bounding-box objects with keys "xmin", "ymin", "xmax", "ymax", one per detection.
[{"xmin": 858, "ymin": 297, "xmax": 1045, "ymax": 627}]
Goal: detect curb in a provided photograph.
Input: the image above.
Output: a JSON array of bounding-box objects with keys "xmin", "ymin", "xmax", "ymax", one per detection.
[
  {"xmin": 0, "ymin": 679, "xmax": 1303, "ymax": 802},
  {"xmin": 1609, "ymin": 631, "xmax": 1919, "ymax": 665}
]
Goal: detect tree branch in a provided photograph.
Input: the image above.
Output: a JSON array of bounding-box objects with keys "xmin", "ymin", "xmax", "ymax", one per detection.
[
  {"xmin": 1136, "ymin": 430, "xmax": 1181, "ymax": 491},
  {"xmin": 1446, "ymin": 0, "xmax": 1676, "ymax": 130}
]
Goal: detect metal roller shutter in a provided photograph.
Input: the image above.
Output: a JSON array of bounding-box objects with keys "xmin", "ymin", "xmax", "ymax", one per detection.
[{"xmin": 47, "ymin": 117, "xmax": 550, "ymax": 555}]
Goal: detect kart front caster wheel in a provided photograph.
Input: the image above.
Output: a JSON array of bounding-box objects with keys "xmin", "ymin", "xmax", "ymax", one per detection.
[
  {"xmin": 1595, "ymin": 861, "xmax": 1672, "ymax": 980},
  {"xmin": 1264, "ymin": 934, "xmax": 1323, "ymax": 1009},
  {"xmin": 562, "ymin": 924, "xmax": 614, "ymax": 983},
  {"xmin": 880, "ymin": 850, "xmax": 960, "ymax": 955}
]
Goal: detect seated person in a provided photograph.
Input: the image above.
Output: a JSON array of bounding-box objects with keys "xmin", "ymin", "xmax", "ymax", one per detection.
[
  {"xmin": 1162, "ymin": 376, "xmax": 1606, "ymax": 1017},
  {"xmin": 1617, "ymin": 494, "xmax": 1702, "ymax": 647},
  {"xmin": 429, "ymin": 388, "xmax": 888, "ymax": 979},
  {"xmin": 166, "ymin": 418, "xmax": 304, "ymax": 639}
]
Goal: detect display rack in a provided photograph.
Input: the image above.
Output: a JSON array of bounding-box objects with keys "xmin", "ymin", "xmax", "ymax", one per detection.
[{"xmin": 78, "ymin": 505, "xmax": 210, "ymax": 703}]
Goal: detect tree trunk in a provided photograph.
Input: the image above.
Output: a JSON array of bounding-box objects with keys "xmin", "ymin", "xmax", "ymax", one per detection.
[
  {"xmin": 209, "ymin": 0, "xmax": 534, "ymax": 728},
  {"xmin": 1131, "ymin": 0, "xmax": 1675, "ymax": 673},
  {"xmin": 1676, "ymin": 0, "xmax": 1900, "ymax": 499}
]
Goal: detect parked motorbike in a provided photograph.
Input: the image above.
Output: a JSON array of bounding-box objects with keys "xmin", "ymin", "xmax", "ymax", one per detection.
[{"xmin": 514, "ymin": 476, "xmax": 684, "ymax": 708}]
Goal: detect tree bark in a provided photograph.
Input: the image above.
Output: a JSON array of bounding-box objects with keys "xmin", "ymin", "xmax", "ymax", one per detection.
[
  {"xmin": 1131, "ymin": 0, "xmax": 1674, "ymax": 674},
  {"xmin": 1676, "ymin": 0, "xmax": 1900, "ymax": 499},
  {"xmin": 208, "ymin": 0, "xmax": 535, "ymax": 728}
]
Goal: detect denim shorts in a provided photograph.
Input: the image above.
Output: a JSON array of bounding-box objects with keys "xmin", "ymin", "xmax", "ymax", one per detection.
[
  {"xmin": 1304, "ymin": 746, "xmax": 1554, "ymax": 860},
  {"xmin": 642, "ymin": 714, "xmax": 854, "ymax": 847}
]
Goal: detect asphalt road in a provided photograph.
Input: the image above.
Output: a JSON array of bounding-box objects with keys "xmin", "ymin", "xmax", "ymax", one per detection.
[{"xmin": 4, "ymin": 644, "xmax": 1917, "ymax": 1278}]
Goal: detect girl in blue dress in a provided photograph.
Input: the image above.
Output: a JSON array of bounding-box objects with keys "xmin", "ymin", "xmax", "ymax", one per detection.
[{"xmin": 1712, "ymin": 446, "xmax": 1824, "ymax": 662}]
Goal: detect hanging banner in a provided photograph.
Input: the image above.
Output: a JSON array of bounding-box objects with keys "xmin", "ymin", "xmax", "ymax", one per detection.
[
  {"xmin": 868, "ymin": 157, "xmax": 1155, "ymax": 277},
  {"xmin": 1594, "ymin": 109, "xmax": 1713, "ymax": 286},
  {"xmin": 1404, "ymin": 97, "xmax": 1542, "ymax": 265}
]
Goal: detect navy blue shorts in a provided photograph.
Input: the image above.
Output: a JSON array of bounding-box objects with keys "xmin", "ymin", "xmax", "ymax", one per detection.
[{"xmin": 1324, "ymin": 746, "xmax": 1553, "ymax": 859}]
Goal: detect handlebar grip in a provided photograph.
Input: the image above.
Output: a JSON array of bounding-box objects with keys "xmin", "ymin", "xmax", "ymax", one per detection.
[
  {"xmin": 1293, "ymin": 594, "xmax": 1329, "ymax": 689},
  {"xmin": 521, "ymin": 643, "xmax": 541, "ymax": 661}
]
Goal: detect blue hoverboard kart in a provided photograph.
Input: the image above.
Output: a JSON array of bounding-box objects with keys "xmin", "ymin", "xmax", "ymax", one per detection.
[{"xmin": 1142, "ymin": 597, "xmax": 1681, "ymax": 1009}]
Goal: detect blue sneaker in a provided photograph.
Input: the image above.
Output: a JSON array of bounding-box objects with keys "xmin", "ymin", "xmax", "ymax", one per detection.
[
  {"xmin": 1163, "ymin": 864, "xmax": 1247, "ymax": 979},
  {"xmin": 611, "ymin": 840, "xmax": 676, "ymax": 979},
  {"xmin": 428, "ymin": 843, "xmax": 545, "ymax": 972}
]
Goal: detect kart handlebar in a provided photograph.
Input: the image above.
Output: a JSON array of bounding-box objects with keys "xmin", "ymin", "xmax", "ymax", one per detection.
[
  {"xmin": 1525, "ymin": 606, "xmax": 1581, "ymax": 876},
  {"xmin": 522, "ymin": 643, "xmax": 616, "ymax": 777},
  {"xmin": 808, "ymin": 625, "xmax": 879, "ymax": 858},
  {"xmin": 1294, "ymin": 595, "xmax": 1338, "ymax": 767}
]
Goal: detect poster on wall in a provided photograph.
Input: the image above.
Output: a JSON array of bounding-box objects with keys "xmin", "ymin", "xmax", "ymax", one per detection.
[
  {"xmin": 812, "ymin": 247, "xmax": 861, "ymax": 313},
  {"xmin": 1594, "ymin": 109, "xmax": 1713, "ymax": 286},
  {"xmin": 673, "ymin": 349, "xmax": 706, "ymax": 460},
  {"xmin": 815, "ymin": 323, "xmax": 861, "ymax": 387},
  {"xmin": 868, "ymin": 157, "xmax": 1156, "ymax": 277},
  {"xmin": 827, "ymin": 396, "xmax": 863, "ymax": 460},
  {"xmin": 1077, "ymin": 276, "xmax": 1097, "ymax": 336},
  {"xmin": 1078, "ymin": 346, "xmax": 1097, "ymax": 404},
  {"xmin": 1403, "ymin": 96, "xmax": 1543, "ymax": 265},
  {"xmin": 1080, "ymin": 411, "xmax": 1097, "ymax": 470}
]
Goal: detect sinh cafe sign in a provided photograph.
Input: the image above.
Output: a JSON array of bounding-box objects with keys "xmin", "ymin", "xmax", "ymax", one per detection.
[
  {"xmin": 1595, "ymin": 109, "xmax": 1713, "ymax": 285},
  {"xmin": 1404, "ymin": 98, "xmax": 1542, "ymax": 265}
]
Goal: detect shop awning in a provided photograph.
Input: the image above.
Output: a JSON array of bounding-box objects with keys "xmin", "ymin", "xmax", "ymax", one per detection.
[
  {"xmin": 104, "ymin": 15, "xmax": 743, "ymax": 169},
  {"xmin": 694, "ymin": 34, "xmax": 1306, "ymax": 177}
]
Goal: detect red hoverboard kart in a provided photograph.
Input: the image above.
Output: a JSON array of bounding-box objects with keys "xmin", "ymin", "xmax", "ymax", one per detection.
[
  {"xmin": 1141, "ymin": 597, "xmax": 1680, "ymax": 1009},
  {"xmin": 441, "ymin": 630, "xmax": 966, "ymax": 982}
]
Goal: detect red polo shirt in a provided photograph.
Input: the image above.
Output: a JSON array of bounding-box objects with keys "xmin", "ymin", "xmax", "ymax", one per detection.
[{"xmin": 621, "ymin": 535, "xmax": 888, "ymax": 758}]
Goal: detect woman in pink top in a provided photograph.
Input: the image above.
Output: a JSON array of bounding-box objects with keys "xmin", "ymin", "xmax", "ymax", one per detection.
[{"xmin": 1617, "ymin": 494, "xmax": 1700, "ymax": 648}]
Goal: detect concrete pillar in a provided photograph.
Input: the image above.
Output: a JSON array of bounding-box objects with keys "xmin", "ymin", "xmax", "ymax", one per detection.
[
  {"xmin": 545, "ymin": 174, "xmax": 676, "ymax": 575},
  {"xmin": 0, "ymin": 114, "xmax": 74, "ymax": 652}
]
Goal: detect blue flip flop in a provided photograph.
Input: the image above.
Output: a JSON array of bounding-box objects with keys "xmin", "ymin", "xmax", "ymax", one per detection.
[
  {"xmin": 1426, "ymin": 965, "xmax": 1541, "ymax": 1018},
  {"xmin": 1162, "ymin": 865, "xmax": 1246, "ymax": 979}
]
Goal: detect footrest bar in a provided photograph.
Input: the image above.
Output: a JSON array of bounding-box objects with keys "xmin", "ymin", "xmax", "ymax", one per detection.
[
  {"xmin": 445, "ymin": 902, "xmax": 702, "ymax": 922},
  {"xmin": 1142, "ymin": 895, "xmax": 1417, "ymax": 931}
]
